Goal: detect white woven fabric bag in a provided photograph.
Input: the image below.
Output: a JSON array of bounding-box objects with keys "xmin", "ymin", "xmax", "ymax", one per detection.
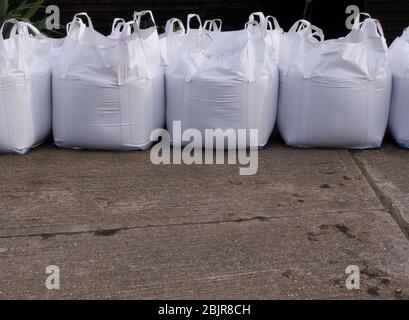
[{"xmin": 52, "ymin": 12, "xmax": 165, "ymax": 151}]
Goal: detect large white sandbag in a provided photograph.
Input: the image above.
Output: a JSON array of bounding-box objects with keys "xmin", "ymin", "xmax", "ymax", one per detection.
[
  {"xmin": 165, "ymin": 12, "xmax": 281, "ymax": 149},
  {"xmin": 52, "ymin": 12, "xmax": 165, "ymax": 151},
  {"xmin": 389, "ymin": 27, "xmax": 409, "ymax": 148},
  {"xmin": 278, "ymin": 14, "xmax": 391, "ymax": 149},
  {"xmin": 0, "ymin": 20, "xmax": 57, "ymax": 155}
]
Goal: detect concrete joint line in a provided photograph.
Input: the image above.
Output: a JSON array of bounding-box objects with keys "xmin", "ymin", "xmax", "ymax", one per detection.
[
  {"xmin": 0, "ymin": 210, "xmax": 374, "ymax": 240},
  {"xmin": 348, "ymin": 150, "xmax": 409, "ymax": 241},
  {"xmin": 0, "ymin": 216, "xmax": 274, "ymax": 240}
]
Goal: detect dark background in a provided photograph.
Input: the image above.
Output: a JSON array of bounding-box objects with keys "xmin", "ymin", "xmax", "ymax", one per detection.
[{"xmin": 10, "ymin": 0, "xmax": 409, "ymax": 43}]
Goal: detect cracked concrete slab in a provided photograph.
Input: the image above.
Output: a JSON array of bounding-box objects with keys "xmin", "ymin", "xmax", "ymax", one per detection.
[{"xmin": 0, "ymin": 139, "xmax": 408, "ymax": 299}]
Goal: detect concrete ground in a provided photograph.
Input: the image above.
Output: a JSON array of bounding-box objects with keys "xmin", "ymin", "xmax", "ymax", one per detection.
[{"xmin": 0, "ymin": 137, "xmax": 409, "ymax": 300}]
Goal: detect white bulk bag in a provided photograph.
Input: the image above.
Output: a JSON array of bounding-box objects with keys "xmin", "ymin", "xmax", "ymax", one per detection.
[
  {"xmin": 0, "ymin": 20, "xmax": 55, "ymax": 155},
  {"xmin": 389, "ymin": 27, "xmax": 409, "ymax": 147},
  {"xmin": 165, "ymin": 12, "xmax": 281, "ymax": 149},
  {"xmin": 52, "ymin": 12, "xmax": 165, "ymax": 151},
  {"xmin": 278, "ymin": 14, "xmax": 391, "ymax": 149}
]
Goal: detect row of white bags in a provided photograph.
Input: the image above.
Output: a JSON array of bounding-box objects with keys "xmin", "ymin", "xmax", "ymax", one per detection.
[
  {"xmin": 0, "ymin": 13, "xmax": 163, "ymax": 154},
  {"xmin": 1, "ymin": 12, "xmax": 409, "ymax": 154},
  {"xmin": 0, "ymin": 11, "xmax": 280, "ymax": 154}
]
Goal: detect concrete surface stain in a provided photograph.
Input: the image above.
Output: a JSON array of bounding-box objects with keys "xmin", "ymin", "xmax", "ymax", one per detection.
[
  {"xmin": 361, "ymin": 266, "xmax": 388, "ymax": 279},
  {"xmin": 94, "ymin": 229, "xmax": 120, "ymax": 237},
  {"xmin": 282, "ymin": 270, "xmax": 294, "ymax": 279},
  {"xmin": 306, "ymin": 232, "xmax": 319, "ymax": 242},
  {"xmin": 41, "ymin": 234, "xmax": 56, "ymax": 240},
  {"xmin": 319, "ymin": 224, "xmax": 357, "ymax": 240},
  {"xmin": 334, "ymin": 224, "xmax": 357, "ymax": 240},
  {"xmin": 367, "ymin": 287, "xmax": 380, "ymax": 296},
  {"xmin": 320, "ymin": 184, "xmax": 331, "ymax": 189}
]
